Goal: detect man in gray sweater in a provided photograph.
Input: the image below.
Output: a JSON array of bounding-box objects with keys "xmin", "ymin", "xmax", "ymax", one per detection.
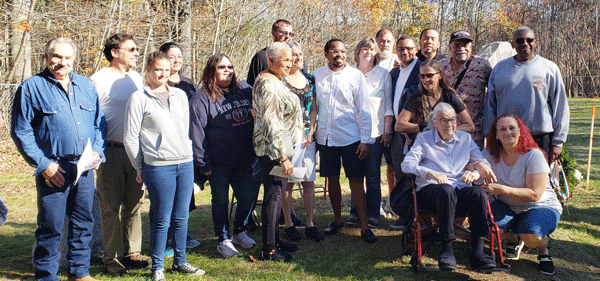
[{"xmin": 484, "ymin": 26, "xmax": 569, "ymax": 163}]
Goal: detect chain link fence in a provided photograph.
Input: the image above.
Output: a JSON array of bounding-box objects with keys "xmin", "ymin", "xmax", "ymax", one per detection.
[{"xmin": 0, "ymin": 84, "xmax": 18, "ymax": 142}]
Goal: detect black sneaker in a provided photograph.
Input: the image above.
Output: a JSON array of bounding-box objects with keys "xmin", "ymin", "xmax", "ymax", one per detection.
[
  {"xmin": 345, "ymin": 216, "xmax": 359, "ymax": 226},
  {"xmin": 324, "ymin": 221, "xmax": 343, "ymax": 235},
  {"xmin": 305, "ymin": 227, "xmax": 324, "ymax": 242},
  {"xmin": 505, "ymin": 240, "xmax": 525, "ymax": 260},
  {"xmin": 278, "ymin": 210, "xmax": 303, "ymax": 226},
  {"xmin": 172, "ymin": 263, "xmax": 205, "ymax": 275},
  {"xmin": 261, "ymin": 249, "xmax": 292, "ymax": 262},
  {"xmin": 389, "ymin": 218, "xmax": 406, "ymax": 231},
  {"xmin": 367, "ymin": 218, "xmax": 379, "ymax": 228},
  {"xmin": 538, "ymin": 254, "xmax": 555, "ymax": 275},
  {"xmin": 276, "ymin": 240, "xmax": 299, "ymax": 253},
  {"xmin": 361, "ymin": 229, "xmax": 377, "ymax": 243},
  {"xmin": 284, "ymin": 226, "xmax": 302, "ymax": 241}
]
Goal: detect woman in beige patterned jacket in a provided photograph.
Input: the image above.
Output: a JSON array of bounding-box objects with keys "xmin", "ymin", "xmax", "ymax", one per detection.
[{"xmin": 252, "ymin": 42, "xmax": 303, "ymax": 262}]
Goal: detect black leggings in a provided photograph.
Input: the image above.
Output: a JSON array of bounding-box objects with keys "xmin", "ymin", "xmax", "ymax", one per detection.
[{"xmin": 258, "ymin": 156, "xmax": 284, "ymax": 252}]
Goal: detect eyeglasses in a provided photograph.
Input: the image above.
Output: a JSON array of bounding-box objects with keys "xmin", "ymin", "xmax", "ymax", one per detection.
[
  {"xmin": 419, "ymin": 72, "xmax": 439, "ymax": 79},
  {"xmin": 515, "ymin": 38, "xmax": 535, "ymax": 44},
  {"xmin": 277, "ymin": 30, "xmax": 294, "ymax": 37},
  {"xmin": 217, "ymin": 65, "xmax": 234, "ymax": 70},
  {"xmin": 397, "ymin": 46, "xmax": 415, "ymax": 52},
  {"xmin": 329, "ymin": 49, "xmax": 347, "ymax": 55},
  {"xmin": 119, "ymin": 47, "xmax": 138, "ymax": 53},
  {"xmin": 434, "ymin": 117, "xmax": 457, "ymax": 124}
]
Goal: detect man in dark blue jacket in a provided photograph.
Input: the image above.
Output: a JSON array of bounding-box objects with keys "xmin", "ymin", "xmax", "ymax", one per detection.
[{"xmin": 388, "ymin": 35, "xmax": 421, "ymax": 230}]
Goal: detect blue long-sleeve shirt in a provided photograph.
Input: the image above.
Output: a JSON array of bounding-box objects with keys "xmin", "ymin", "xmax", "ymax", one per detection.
[{"xmin": 11, "ymin": 68, "xmax": 105, "ymax": 176}]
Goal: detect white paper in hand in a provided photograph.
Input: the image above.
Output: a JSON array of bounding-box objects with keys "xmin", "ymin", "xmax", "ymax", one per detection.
[
  {"xmin": 75, "ymin": 139, "xmax": 101, "ymax": 185},
  {"xmin": 269, "ymin": 166, "xmax": 306, "ymax": 179}
]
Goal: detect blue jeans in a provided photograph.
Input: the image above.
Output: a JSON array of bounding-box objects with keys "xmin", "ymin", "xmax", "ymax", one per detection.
[
  {"xmin": 209, "ymin": 164, "xmax": 253, "ymax": 242},
  {"xmin": 143, "ymin": 161, "xmax": 193, "ymax": 270},
  {"xmin": 491, "ymin": 200, "xmax": 561, "ymax": 238},
  {"xmin": 350, "ymin": 138, "xmax": 383, "ymax": 220},
  {"xmin": 0, "ymin": 193, "xmax": 7, "ymax": 227},
  {"xmin": 34, "ymin": 161, "xmax": 95, "ymax": 281}
]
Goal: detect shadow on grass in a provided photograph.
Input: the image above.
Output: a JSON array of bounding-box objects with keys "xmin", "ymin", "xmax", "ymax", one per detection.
[{"xmin": 0, "ymin": 222, "xmax": 37, "ymax": 280}]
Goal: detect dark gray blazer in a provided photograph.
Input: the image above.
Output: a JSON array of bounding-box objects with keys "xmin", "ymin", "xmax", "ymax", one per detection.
[{"xmin": 390, "ymin": 59, "xmax": 422, "ymax": 119}]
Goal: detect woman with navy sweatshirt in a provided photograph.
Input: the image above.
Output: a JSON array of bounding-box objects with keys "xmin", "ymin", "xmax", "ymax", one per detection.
[
  {"xmin": 123, "ymin": 51, "xmax": 204, "ymax": 281},
  {"xmin": 189, "ymin": 54, "xmax": 257, "ymax": 259}
]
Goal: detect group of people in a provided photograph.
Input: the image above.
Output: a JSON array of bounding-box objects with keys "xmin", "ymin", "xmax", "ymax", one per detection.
[{"xmin": 9, "ymin": 17, "xmax": 569, "ymax": 281}]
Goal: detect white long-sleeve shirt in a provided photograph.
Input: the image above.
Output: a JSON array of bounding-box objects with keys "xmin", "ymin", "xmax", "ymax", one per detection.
[
  {"xmin": 313, "ymin": 64, "xmax": 374, "ymax": 146},
  {"xmin": 352, "ymin": 65, "xmax": 393, "ymax": 138}
]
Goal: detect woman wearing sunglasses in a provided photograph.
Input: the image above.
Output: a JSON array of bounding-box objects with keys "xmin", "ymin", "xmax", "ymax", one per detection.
[
  {"xmin": 395, "ymin": 59, "xmax": 474, "ymax": 137},
  {"xmin": 189, "ymin": 54, "xmax": 257, "ymax": 258}
]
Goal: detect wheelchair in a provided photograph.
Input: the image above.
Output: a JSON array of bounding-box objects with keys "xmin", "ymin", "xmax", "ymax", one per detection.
[{"xmin": 391, "ymin": 174, "xmax": 511, "ymax": 273}]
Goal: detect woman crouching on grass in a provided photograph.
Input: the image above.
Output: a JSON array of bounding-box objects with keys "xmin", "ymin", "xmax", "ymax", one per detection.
[
  {"xmin": 480, "ymin": 114, "xmax": 562, "ymax": 275},
  {"xmin": 123, "ymin": 50, "xmax": 204, "ymax": 281}
]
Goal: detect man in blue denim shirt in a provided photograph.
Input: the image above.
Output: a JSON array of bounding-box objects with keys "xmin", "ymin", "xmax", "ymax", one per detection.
[{"xmin": 11, "ymin": 38, "xmax": 105, "ymax": 281}]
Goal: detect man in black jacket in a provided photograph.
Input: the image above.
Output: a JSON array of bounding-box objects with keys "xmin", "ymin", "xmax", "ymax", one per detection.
[
  {"xmin": 388, "ymin": 35, "xmax": 421, "ymax": 230},
  {"xmin": 246, "ymin": 19, "xmax": 294, "ymax": 86}
]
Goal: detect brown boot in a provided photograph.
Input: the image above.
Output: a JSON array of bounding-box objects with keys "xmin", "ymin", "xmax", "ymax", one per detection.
[
  {"xmin": 104, "ymin": 260, "xmax": 126, "ymax": 276},
  {"xmin": 121, "ymin": 254, "xmax": 150, "ymax": 268},
  {"xmin": 67, "ymin": 275, "xmax": 99, "ymax": 281}
]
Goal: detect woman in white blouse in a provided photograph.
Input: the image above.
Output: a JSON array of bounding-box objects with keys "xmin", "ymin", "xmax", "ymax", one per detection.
[{"xmin": 347, "ymin": 37, "xmax": 393, "ymax": 228}]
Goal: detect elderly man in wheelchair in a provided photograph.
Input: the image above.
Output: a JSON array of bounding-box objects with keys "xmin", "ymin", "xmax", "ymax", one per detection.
[{"xmin": 400, "ymin": 102, "xmax": 500, "ymax": 271}]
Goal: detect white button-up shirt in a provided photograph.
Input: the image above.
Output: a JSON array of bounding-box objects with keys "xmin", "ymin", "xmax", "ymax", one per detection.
[
  {"xmin": 393, "ymin": 59, "xmax": 418, "ymax": 118},
  {"xmin": 352, "ymin": 64, "xmax": 393, "ymax": 138},
  {"xmin": 313, "ymin": 64, "xmax": 374, "ymax": 146},
  {"xmin": 401, "ymin": 129, "xmax": 489, "ymax": 191}
]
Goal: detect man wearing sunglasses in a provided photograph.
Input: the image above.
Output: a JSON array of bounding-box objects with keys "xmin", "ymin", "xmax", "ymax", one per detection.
[
  {"xmin": 484, "ymin": 26, "xmax": 569, "ymax": 164},
  {"xmin": 247, "ymin": 19, "xmax": 295, "ymax": 86},
  {"xmin": 90, "ymin": 33, "xmax": 150, "ymax": 276},
  {"xmin": 439, "ymin": 30, "xmax": 492, "ymax": 150}
]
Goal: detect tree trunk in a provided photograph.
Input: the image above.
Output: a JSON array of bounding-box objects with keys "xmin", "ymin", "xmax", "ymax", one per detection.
[{"xmin": 8, "ymin": 0, "xmax": 34, "ymax": 83}]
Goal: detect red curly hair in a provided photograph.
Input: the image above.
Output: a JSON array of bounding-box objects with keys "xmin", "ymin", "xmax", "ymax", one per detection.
[{"xmin": 486, "ymin": 114, "xmax": 546, "ymax": 162}]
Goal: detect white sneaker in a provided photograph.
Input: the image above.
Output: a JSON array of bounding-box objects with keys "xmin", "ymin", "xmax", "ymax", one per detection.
[
  {"xmin": 232, "ymin": 231, "xmax": 257, "ymax": 249},
  {"xmin": 151, "ymin": 269, "xmax": 165, "ymax": 281},
  {"xmin": 217, "ymin": 239, "xmax": 240, "ymax": 258}
]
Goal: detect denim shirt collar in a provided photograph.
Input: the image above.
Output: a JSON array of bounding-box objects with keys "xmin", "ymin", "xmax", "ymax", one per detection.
[{"xmin": 41, "ymin": 68, "xmax": 79, "ymax": 87}]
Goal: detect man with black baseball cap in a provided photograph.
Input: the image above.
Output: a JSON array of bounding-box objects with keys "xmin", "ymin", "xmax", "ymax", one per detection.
[{"xmin": 439, "ymin": 30, "xmax": 492, "ymax": 149}]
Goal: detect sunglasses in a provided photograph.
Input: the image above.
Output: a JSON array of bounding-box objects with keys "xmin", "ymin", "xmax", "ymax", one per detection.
[
  {"xmin": 515, "ymin": 38, "xmax": 535, "ymax": 44},
  {"xmin": 217, "ymin": 65, "xmax": 234, "ymax": 70},
  {"xmin": 119, "ymin": 47, "xmax": 138, "ymax": 53},
  {"xmin": 419, "ymin": 72, "xmax": 439, "ymax": 79}
]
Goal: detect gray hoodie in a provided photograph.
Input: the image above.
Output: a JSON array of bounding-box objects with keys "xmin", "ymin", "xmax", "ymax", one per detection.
[{"xmin": 123, "ymin": 85, "xmax": 193, "ymax": 176}]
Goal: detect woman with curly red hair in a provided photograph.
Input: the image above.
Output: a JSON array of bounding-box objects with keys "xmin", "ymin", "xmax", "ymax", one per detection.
[{"xmin": 481, "ymin": 114, "xmax": 563, "ymax": 276}]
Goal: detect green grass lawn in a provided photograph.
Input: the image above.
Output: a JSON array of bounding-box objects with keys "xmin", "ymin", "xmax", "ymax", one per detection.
[{"xmin": 1, "ymin": 98, "xmax": 600, "ymax": 280}]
